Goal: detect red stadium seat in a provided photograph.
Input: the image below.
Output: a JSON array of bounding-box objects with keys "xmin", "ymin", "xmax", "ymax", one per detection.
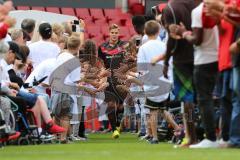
[
  {"xmin": 84, "ymin": 17, "xmax": 95, "ymax": 25},
  {"xmin": 31, "ymin": 6, "xmax": 45, "ymax": 11},
  {"xmin": 101, "ymin": 25, "xmax": 109, "ymax": 39},
  {"xmin": 95, "ymin": 18, "xmax": 107, "ymax": 25},
  {"xmin": 104, "ymin": 9, "xmax": 120, "ymax": 21},
  {"xmin": 119, "ymin": 27, "xmax": 130, "ymax": 38},
  {"xmin": 76, "ymin": 8, "xmax": 91, "ymax": 19},
  {"xmin": 90, "ymin": 8, "xmax": 104, "ymax": 20},
  {"xmin": 128, "ymin": 0, "xmax": 140, "ymax": 8},
  {"xmin": 108, "ymin": 19, "xmax": 122, "ymax": 26},
  {"xmin": 122, "ymin": 35, "xmax": 131, "ymax": 41},
  {"xmin": 91, "ymin": 36, "xmax": 104, "ymax": 46},
  {"xmin": 129, "ymin": 27, "xmax": 137, "ymax": 36},
  {"xmin": 130, "ymin": 3, "xmax": 145, "ymax": 15},
  {"xmin": 61, "ymin": 7, "xmax": 76, "ymax": 16},
  {"xmin": 46, "ymin": 7, "xmax": 60, "ymax": 14},
  {"xmin": 87, "ymin": 25, "xmax": 102, "ymax": 38},
  {"xmin": 16, "ymin": 6, "xmax": 30, "ymax": 10}
]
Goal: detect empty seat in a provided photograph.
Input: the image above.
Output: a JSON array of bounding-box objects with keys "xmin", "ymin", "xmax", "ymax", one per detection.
[
  {"xmin": 119, "ymin": 27, "xmax": 130, "ymax": 38},
  {"xmin": 61, "ymin": 7, "xmax": 75, "ymax": 16},
  {"xmin": 104, "ymin": 9, "xmax": 120, "ymax": 21},
  {"xmin": 91, "ymin": 36, "xmax": 104, "ymax": 46},
  {"xmin": 46, "ymin": 7, "xmax": 60, "ymax": 14},
  {"xmin": 16, "ymin": 6, "xmax": 30, "ymax": 10},
  {"xmin": 122, "ymin": 35, "xmax": 131, "ymax": 41},
  {"xmin": 129, "ymin": 27, "xmax": 137, "ymax": 36},
  {"xmin": 94, "ymin": 18, "xmax": 107, "ymax": 25},
  {"xmin": 90, "ymin": 8, "xmax": 104, "ymax": 20},
  {"xmin": 130, "ymin": 3, "xmax": 145, "ymax": 15},
  {"xmin": 128, "ymin": 0, "xmax": 140, "ymax": 8},
  {"xmin": 31, "ymin": 6, "xmax": 45, "ymax": 11},
  {"xmin": 76, "ymin": 8, "xmax": 91, "ymax": 19},
  {"xmin": 87, "ymin": 26, "xmax": 102, "ymax": 38},
  {"xmin": 108, "ymin": 19, "xmax": 122, "ymax": 26},
  {"xmin": 84, "ymin": 17, "xmax": 95, "ymax": 26},
  {"xmin": 101, "ymin": 25, "xmax": 110, "ymax": 39}
]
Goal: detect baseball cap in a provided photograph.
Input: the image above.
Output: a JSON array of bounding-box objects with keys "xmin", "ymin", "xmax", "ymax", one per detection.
[
  {"xmin": 8, "ymin": 41, "xmax": 23, "ymax": 60},
  {"xmin": 39, "ymin": 22, "xmax": 52, "ymax": 39}
]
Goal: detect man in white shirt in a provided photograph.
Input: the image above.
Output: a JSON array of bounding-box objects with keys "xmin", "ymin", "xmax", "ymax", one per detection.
[
  {"xmin": 171, "ymin": 1, "xmax": 219, "ymax": 148},
  {"xmin": 0, "ymin": 41, "xmax": 23, "ymax": 89},
  {"xmin": 28, "ymin": 22, "xmax": 60, "ymax": 69}
]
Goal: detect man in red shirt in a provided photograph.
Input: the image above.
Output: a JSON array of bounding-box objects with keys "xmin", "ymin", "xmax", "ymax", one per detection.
[{"xmin": 204, "ymin": 0, "xmax": 240, "ymax": 147}]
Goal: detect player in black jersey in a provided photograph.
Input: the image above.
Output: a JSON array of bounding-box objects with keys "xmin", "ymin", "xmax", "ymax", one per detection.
[{"xmin": 98, "ymin": 24, "xmax": 127, "ymax": 138}]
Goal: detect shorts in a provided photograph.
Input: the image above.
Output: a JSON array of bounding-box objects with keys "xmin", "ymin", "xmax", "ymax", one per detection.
[
  {"xmin": 104, "ymin": 84, "xmax": 125, "ymax": 105},
  {"xmin": 144, "ymin": 98, "xmax": 167, "ymax": 110},
  {"xmin": 17, "ymin": 90, "xmax": 38, "ymax": 108}
]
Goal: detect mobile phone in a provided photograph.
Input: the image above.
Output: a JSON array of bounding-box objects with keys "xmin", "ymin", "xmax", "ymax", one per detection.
[
  {"xmin": 72, "ymin": 24, "xmax": 76, "ymax": 32},
  {"xmin": 136, "ymin": 38, "xmax": 141, "ymax": 47},
  {"xmin": 73, "ymin": 20, "xmax": 80, "ymax": 25}
]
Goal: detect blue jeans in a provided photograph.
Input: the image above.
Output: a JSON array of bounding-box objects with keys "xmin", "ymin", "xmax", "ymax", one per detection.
[{"xmin": 230, "ymin": 66, "xmax": 240, "ymax": 146}]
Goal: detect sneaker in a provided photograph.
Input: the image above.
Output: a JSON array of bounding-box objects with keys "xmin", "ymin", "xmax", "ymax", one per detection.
[
  {"xmin": 112, "ymin": 130, "xmax": 120, "ymax": 139},
  {"xmin": 149, "ymin": 139, "xmax": 159, "ymax": 144},
  {"xmin": 189, "ymin": 139, "xmax": 219, "ymax": 149},
  {"xmin": 70, "ymin": 135, "xmax": 81, "ymax": 141},
  {"xmin": 48, "ymin": 124, "xmax": 66, "ymax": 134},
  {"xmin": 218, "ymin": 139, "xmax": 229, "ymax": 146},
  {"xmin": 140, "ymin": 135, "xmax": 152, "ymax": 141},
  {"xmin": 116, "ymin": 127, "xmax": 121, "ymax": 133},
  {"xmin": 78, "ymin": 136, "xmax": 87, "ymax": 141},
  {"xmin": 138, "ymin": 132, "xmax": 146, "ymax": 137},
  {"xmin": 40, "ymin": 133, "xmax": 55, "ymax": 141}
]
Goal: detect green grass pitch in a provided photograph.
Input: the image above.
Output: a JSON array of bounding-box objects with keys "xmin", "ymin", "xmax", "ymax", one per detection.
[{"xmin": 1, "ymin": 133, "xmax": 240, "ymax": 160}]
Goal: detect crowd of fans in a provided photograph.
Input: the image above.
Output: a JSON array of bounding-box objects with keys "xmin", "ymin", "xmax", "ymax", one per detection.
[{"xmin": 1, "ymin": 0, "xmax": 240, "ymax": 149}]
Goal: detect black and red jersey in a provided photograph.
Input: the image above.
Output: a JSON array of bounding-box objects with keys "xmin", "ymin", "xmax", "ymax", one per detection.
[
  {"xmin": 98, "ymin": 40, "xmax": 127, "ymax": 87},
  {"xmin": 98, "ymin": 40, "xmax": 126, "ymax": 70}
]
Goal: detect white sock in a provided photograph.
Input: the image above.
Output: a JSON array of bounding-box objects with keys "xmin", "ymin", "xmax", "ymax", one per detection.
[{"xmin": 38, "ymin": 128, "xmax": 42, "ymax": 134}]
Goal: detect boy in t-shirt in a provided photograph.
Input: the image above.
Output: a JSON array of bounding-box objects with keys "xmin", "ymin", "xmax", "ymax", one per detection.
[{"xmin": 137, "ymin": 20, "xmax": 178, "ymax": 144}]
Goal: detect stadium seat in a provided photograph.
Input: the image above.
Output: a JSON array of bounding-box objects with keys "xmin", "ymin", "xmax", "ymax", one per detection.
[
  {"xmin": 108, "ymin": 19, "xmax": 122, "ymax": 26},
  {"xmin": 119, "ymin": 27, "xmax": 130, "ymax": 38},
  {"xmin": 76, "ymin": 8, "xmax": 91, "ymax": 19},
  {"xmin": 84, "ymin": 17, "xmax": 95, "ymax": 25},
  {"xmin": 91, "ymin": 36, "xmax": 104, "ymax": 46},
  {"xmin": 130, "ymin": 3, "xmax": 145, "ymax": 15},
  {"xmin": 31, "ymin": 6, "xmax": 45, "ymax": 11},
  {"xmin": 61, "ymin": 7, "xmax": 76, "ymax": 16},
  {"xmin": 101, "ymin": 25, "xmax": 109, "ymax": 39},
  {"xmin": 87, "ymin": 26, "xmax": 102, "ymax": 38},
  {"xmin": 46, "ymin": 7, "xmax": 60, "ymax": 14},
  {"xmin": 129, "ymin": 27, "xmax": 137, "ymax": 36},
  {"xmin": 90, "ymin": 8, "xmax": 104, "ymax": 20},
  {"xmin": 122, "ymin": 35, "xmax": 131, "ymax": 41},
  {"xmin": 128, "ymin": 0, "xmax": 140, "ymax": 8},
  {"xmin": 94, "ymin": 18, "xmax": 107, "ymax": 25},
  {"xmin": 104, "ymin": 9, "xmax": 120, "ymax": 21},
  {"xmin": 16, "ymin": 6, "xmax": 30, "ymax": 10}
]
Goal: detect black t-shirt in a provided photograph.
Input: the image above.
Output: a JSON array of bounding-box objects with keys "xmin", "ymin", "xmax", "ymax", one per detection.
[
  {"xmin": 162, "ymin": 0, "xmax": 195, "ymax": 66},
  {"xmin": 98, "ymin": 40, "xmax": 126, "ymax": 85},
  {"xmin": 98, "ymin": 40, "xmax": 126, "ymax": 69},
  {"xmin": 232, "ymin": 27, "xmax": 240, "ymax": 67}
]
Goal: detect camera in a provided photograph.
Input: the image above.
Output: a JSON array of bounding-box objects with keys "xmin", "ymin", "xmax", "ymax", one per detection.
[
  {"xmin": 135, "ymin": 37, "xmax": 141, "ymax": 47},
  {"xmin": 72, "ymin": 24, "xmax": 77, "ymax": 32},
  {"xmin": 73, "ymin": 20, "xmax": 80, "ymax": 25}
]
